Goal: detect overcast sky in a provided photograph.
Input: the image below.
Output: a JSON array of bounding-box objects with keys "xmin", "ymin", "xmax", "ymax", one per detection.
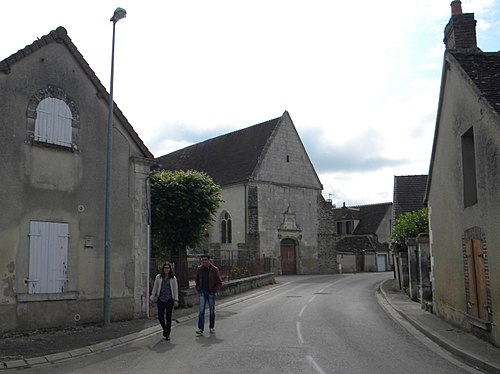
[{"xmin": 2, "ymin": 0, "xmax": 500, "ymax": 206}]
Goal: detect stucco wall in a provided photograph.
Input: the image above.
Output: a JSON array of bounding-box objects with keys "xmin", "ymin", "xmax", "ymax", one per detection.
[
  {"xmin": 207, "ymin": 184, "xmax": 247, "ymax": 252},
  {"xmin": 0, "ymin": 41, "xmax": 150, "ymax": 331},
  {"xmin": 428, "ymin": 55, "xmax": 500, "ymax": 345}
]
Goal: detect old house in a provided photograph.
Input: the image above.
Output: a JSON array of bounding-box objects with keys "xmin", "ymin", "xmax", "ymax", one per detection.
[
  {"xmin": 425, "ymin": 1, "xmax": 500, "ymax": 347},
  {"xmin": 0, "ymin": 27, "xmax": 153, "ymax": 332},
  {"xmin": 156, "ymin": 111, "xmax": 337, "ymax": 275},
  {"xmin": 392, "ymin": 174, "xmax": 428, "ymax": 291},
  {"xmin": 333, "ymin": 202, "xmax": 392, "ymax": 273}
]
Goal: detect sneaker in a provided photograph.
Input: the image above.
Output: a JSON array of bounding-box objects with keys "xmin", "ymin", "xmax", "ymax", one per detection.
[
  {"xmin": 209, "ymin": 328, "xmax": 215, "ymax": 334},
  {"xmin": 196, "ymin": 329, "xmax": 204, "ymax": 335}
]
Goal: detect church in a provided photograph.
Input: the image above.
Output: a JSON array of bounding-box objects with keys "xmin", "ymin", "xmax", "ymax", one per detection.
[{"xmin": 156, "ymin": 111, "xmax": 337, "ymax": 274}]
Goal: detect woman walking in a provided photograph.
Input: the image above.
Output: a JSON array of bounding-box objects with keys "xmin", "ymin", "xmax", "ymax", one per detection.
[{"xmin": 150, "ymin": 262, "xmax": 179, "ymax": 340}]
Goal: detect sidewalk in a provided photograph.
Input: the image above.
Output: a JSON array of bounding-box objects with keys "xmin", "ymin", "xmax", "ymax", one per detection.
[{"xmin": 379, "ymin": 278, "xmax": 500, "ymax": 373}]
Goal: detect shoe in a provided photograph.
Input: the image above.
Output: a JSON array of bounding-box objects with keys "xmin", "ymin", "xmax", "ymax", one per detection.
[
  {"xmin": 209, "ymin": 328, "xmax": 215, "ymax": 334},
  {"xmin": 163, "ymin": 330, "xmax": 167, "ymax": 337},
  {"xmin": 165, "ymin": 335, "xmax": 170, "ymax": 341},
  {"xmin": 196, "ymin": 329, "xmax": 204, "ymax": 335}
]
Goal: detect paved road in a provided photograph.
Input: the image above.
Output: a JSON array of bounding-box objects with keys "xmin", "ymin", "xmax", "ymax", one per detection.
[{"xmin": 23, "ymin": 273, "xmax": 477, "ymax": 373}]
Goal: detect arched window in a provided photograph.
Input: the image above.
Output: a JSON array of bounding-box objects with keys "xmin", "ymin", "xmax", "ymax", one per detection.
[
  {"xmin": 35, "ymin": 97, "xmax": 73, "ymax": 147},
  {"xmin": 221, "ymin": 211, "xmax": 232, "ymax": 244}
]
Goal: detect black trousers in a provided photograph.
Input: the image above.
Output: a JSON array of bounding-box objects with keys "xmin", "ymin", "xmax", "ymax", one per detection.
[{"xmin": 157, "ymin": 298, "xmax": 174, "ymax": 336}]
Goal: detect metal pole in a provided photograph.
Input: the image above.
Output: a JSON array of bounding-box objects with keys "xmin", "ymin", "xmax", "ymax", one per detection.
[
  {"xmin": 104, "ymin": 7, "xmax": 126, "ymax": 325},
  {"xmin": 146, "ymin": 176, "xmax": 152, "ymax": 318},
  {"xmin": 103, "ymin": 19, "xmax": 116, "ymax": 326}
]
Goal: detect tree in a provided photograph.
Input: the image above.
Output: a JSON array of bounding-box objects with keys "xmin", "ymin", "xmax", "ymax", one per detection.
[
  {"xmin": 150, "ymin": 170, "xmax": 222, "ymax": 289},
  {"xmin": 391, "ymin": 208, "xmax": 429, "ymax": 252}
]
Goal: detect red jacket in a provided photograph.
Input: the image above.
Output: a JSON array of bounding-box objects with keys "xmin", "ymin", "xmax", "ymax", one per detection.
[{"xmin": 195, "ymin": 263, "xmax": 222, "ymax": 293}]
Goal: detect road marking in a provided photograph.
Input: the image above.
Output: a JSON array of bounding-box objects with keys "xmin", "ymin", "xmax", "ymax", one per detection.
[
  {"xmin": 306, "ymin": 355, "xmax": 327, "ymax": 374},
  {"xmin": 299, "ymin": 304, "xmax": 307, "ymax": 317},
  {"xmin": 296, "ymin": 321, "xmax": 304, "ymax": 344}
]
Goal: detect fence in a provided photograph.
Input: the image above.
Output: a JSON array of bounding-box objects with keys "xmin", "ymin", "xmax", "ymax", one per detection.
[{"xmin": 150, "ymin": 251, "xmax": 273, "ymax": 288}]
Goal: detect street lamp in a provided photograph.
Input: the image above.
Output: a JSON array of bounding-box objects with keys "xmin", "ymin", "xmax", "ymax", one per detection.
[{"xmin": 104, "ymin": 6, "xmax": 126, "ymax": 325}]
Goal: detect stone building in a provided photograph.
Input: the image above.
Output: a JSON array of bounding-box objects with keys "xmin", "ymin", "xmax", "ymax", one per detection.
[
  {"xmin": 0, "ymin": 27, "xmax": 153, "ymax": 332},
  {"xmin": 333, "ymin": 202, "xmax": 392, "ymax": 273},
  {"xmin": 425, "ymin": 1, "xmax": 500, "ymax": 347},
  {"xmin": 156, "ymin": 111, "xmax": 336, "ymax": 274}
]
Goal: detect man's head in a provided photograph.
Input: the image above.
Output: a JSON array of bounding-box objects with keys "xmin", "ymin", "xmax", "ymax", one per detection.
[{"xmin": 201, "ymin": 254, "xmax": 210, "ymax": 267}]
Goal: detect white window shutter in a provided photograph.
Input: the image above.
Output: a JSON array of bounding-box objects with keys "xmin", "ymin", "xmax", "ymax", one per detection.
[{"xmin": 35, "ymin": 98, "xmax": 73, "ymax": 147}]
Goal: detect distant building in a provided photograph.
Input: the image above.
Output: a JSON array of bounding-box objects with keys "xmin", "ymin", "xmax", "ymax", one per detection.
[
  {"xmin": 156, "ymin": 111, "xmax": 337, "ymax": 274},
  {"xmin": 391, "ymin": 175, "xmax": 428, "ymax": 291},
  {"xmin": 333, "ymin": 202, "xmax": 392, "ymax": 273}
]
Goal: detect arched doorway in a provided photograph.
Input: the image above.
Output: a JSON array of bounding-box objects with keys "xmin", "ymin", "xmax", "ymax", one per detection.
[{"xmin": 280, "ymin": 238, "xmax": 296, "ymax": 275}]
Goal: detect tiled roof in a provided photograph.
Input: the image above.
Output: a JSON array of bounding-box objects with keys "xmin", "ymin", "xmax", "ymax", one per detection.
[
  {"xmin": 352, "ymin": 203, "xmax": 392, "ymax": 234},
  {"xmin": 0, "ymin": 27, "xmax": 153, "ymax": 159},
  {"xmin": 336, "ymin": 235, "xmax": 388, "ymax": 253},
  {"xmin": 332, "ymin": 205, "xmax": 362, "ymax": 221},
  {"xmin": 332, "ymin": 202, "xmax": 392, "ymax": 235},
  {"xmin": 156, "ymin": 116, "xmax": 281, "ymax": 186},
  {"xmin": 451, "ymin": 51, "xmax": 500, "ymax": 117},
  {"xmin": 393, "ymin": 175, "xmax": 427, "ymax": 219}
]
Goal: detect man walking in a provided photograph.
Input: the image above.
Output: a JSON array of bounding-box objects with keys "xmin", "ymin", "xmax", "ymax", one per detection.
[{"xmin": 195, "ymin": 254, "xmax": 222, "ymax": 335}]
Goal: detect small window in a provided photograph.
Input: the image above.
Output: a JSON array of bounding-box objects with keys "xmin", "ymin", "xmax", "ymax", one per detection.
[
  {"xmin": 346, "ymin": 221, "xmax": 353, "ymax": 234},
  {"xmin": 28, "ymin": 221, "xmax": 69, "ymax": 294},
  {"xmin": 221, "ymin": 212, "xmax": 232, "ymax": 244},
  {"xmin": 461, "ymin": 127, "xmax": 478, "ymax": 207},
  {"xmin": 336, "ymin": 222, "xmax": 342, "ymax": 235},
  {"xmin": 35, "ymin": 98, "xmax": 73, "ymax": 147}
]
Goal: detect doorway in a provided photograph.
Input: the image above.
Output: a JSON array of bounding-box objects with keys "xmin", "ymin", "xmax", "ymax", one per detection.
[{"xmin": 280, "ymin": 238, "xmax": 296, "ymax": 275}]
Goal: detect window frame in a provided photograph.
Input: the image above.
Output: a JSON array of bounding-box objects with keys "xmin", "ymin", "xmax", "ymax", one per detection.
[{"xmin": 26, "ymin": 85, "xmax": 80, "ymax": 151}]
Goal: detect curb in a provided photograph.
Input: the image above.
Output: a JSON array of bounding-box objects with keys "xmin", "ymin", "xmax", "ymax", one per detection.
[
  {"xmin": 377, "ymin": 280, "xmax": 500, "ymax": 374},
  {"xmin": 1, "ymin": 282, "xmax": 285, "ymax": 371}
]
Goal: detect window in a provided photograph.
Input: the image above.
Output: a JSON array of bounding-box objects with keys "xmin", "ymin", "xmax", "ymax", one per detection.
[
  {"xmin": 28, "ymin": 221, "xmax": 69, "ymax": 294},
  {"xmin": 461, "ymin": 127, "xmax": 478, "ymax": 207},
  {"xmin": 336, "ymin": 222, "xmax": 342, "ymax": 235},
  {"xmin": 35, "ymin": 98, "xmax": 73, "ymax": 147},
  {"xmin": 346, "ymin": 221, "xmax": 353, "ymax": 234},
  {"xmin": 221, "ymin": 212, "xmax": 232, "ymax": 244}
]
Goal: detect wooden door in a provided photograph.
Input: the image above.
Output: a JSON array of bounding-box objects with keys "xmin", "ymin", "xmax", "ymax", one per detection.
[{"xmin": 280, "ymin": 239, "xmax": 296, "ymax": 275}]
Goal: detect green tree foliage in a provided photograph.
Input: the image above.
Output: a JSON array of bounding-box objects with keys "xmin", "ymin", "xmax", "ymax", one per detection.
[
  {"xmin": 391, "ymin": 208, "xmax": 429, "ymax": 251},
  {"xmin": 150, "ymin": 170, "xmax": 222, "ymax": 288}
]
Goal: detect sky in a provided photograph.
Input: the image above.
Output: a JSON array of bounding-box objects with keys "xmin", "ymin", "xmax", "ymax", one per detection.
[{"xmin": 2, "ymin": 1, "xmax": 500, "ymax": 206}]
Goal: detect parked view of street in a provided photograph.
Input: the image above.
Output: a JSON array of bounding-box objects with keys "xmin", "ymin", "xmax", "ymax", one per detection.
[{"xmin": 23, "ymin": 273, "xmax": 477, "ymax": 374}]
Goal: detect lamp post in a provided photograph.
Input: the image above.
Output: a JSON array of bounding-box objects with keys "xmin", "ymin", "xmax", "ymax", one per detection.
[{"xmin": 104, "ymin": 6, "xmax": 126, "ymax": 325}]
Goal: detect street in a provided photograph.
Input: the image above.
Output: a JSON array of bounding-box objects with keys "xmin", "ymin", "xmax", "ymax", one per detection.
[{"xmin": 24, "ymin": 273, "xmax": 477, "ymax": 373}]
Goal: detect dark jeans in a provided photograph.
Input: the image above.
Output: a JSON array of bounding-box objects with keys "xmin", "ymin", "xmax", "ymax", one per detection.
[
  {"xmin": 198, "ymin": 291, "xmax": 216, "ymax": 330},
  {"xmin": 157, "ymin": 298, "xmax": 174, "ymax": 336}
]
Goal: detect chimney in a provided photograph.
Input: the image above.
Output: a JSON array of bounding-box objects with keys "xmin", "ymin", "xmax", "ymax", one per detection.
[
  {"xmin": 451, "ymin": 0, "xmax": 462, "ymax": 15},
  {"xmin": 443, "ymin": 1, "xmax": 478, "ymax": 51}
]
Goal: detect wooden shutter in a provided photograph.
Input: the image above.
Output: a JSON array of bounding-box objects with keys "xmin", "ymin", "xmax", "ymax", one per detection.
[{"xmin": 465, "ymin": 238, "xmax": 488, "ymax": 320}]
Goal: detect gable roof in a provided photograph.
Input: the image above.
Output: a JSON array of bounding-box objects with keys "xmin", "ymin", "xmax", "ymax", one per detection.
[
  {"xmin": 333, "ymin": 202, "xmax": 392, "ymax": 235},
  {"xmin": 393, "ymin": 175, "xmax": 427, "ymax": 219},
  {"xmin": 156, "ymin": 114, "xmax": 284, "ymax": 186},
  {"xmin": 0, "ymin": 26, "xmax": 153, "ymax": 159}
]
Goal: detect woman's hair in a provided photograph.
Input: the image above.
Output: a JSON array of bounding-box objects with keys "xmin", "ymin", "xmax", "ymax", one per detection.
[{"xmin": 160, "ymin": 262, "xmax": 175, "ymax": 279}]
